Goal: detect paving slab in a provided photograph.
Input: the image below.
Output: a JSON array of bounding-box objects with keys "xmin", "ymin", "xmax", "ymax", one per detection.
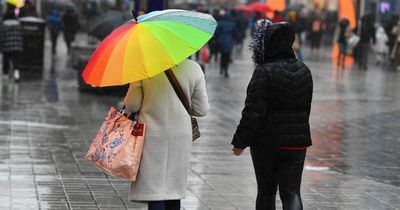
[{"xmin": 0, "ymin": 34, "xmax": 399, "ymax": 209}]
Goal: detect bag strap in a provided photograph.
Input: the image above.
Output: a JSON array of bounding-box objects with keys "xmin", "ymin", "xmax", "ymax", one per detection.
[{"xmin": 164, "ymin": 69, "xmax": 192, "ymax": 116}]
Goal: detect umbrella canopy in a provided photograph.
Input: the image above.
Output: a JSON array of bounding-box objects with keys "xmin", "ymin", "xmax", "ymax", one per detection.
[
  {"xmin": 82, "ymin": 9, "xmax": 217, "ymax": 87},
  {"xmin": 249, "ymin": 2, "xmax": 273, "ymax": 13},
  {"xmin": 6, "ymin": 0, "xmax": 24, "ymax": 8},
  {"xmin": 89, "ymin": 10, "xmax": 131, "ymax": 40}
]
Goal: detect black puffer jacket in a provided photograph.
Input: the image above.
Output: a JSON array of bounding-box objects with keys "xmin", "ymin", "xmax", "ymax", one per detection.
[{"xmin": 232, "ymin": 22, "xmax": 313, "ymax": 149}]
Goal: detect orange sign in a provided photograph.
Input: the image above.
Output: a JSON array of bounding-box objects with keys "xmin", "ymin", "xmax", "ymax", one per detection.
[
  {"xmin": 338, "ymin": 0, "xmax": 356, "ymax": 29},
  {"xmin": 268, "ymin": 0, "xmax": 285, "ymax": 11}
]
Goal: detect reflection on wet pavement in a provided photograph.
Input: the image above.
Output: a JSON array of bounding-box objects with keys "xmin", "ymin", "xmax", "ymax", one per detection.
[{"xmin": 0, "ymin": 36, "xmax": 400, "ymax": 209}]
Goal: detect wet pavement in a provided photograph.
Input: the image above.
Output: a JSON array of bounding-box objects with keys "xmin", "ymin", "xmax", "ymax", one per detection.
[{"xmin": 1, "ymin": 34, "xmax": 400, "ymax": 210}]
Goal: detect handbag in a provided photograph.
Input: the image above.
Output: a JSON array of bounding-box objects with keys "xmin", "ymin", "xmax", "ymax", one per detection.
[
  {"xmin": 347, "ymin": 33, "xmax": 360, "ymax": 50},
  {"xmin": 200, "ymin": 47, "xmax": 210, "ymax": 63},
  {"xmin": 165, "ymin": 69, "xmax": 201, "ymax": 141},
  {"xmin": 86, "ymin": 107, "xmax": 146, "ymax": 181}
]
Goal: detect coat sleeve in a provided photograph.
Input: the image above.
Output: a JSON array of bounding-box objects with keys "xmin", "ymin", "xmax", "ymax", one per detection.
[
  {"xmin": 123, "ymin": 81, "xmax": 143, "ymax": 114},
  {"xmin": 231, "ymin": 67, "xmax": 269, "ymax": 149},
  {"xmin": 308, "ymin": 73, "xmax": 313, "ymax": 115},
  {"xmin": 191, "ymin": 69, "xmax": 209, "ymax": 117}
]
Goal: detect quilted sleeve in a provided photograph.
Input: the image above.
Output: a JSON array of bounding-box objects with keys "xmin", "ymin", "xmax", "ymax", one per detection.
[{"xmin": 231, "ymin": 66, "xmax": 270, "ymax": 149}]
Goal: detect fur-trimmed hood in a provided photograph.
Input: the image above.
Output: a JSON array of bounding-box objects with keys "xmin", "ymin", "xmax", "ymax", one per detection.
[{"xmin": 252, "ymin": 20, "xmax": 296, "ymax": 64}]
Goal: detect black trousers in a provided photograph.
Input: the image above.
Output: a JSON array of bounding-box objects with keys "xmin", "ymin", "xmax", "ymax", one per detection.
[
  {"xmin": 357, "ymin": 43, "xmax": 369, "ymax": 69},
  {"xmin": 310, "ymin": 32, "xmax": 322, "ymax": 49},
  {"xmin": 148, "ymin": 200, "xmax": 180, "ymax": 210},
  {"xmin": 220, "ymin": 52, "xmax": 231, "ymax": 76},
  {"xmin": 250, "ymin": 147, "xmax": 306, "ymax": 210},
  {"xmin": 2, "ymin": 52, "xmax": 20, "ymax": 75},
  {"xmin": 50, "ymin": 32, "xmax": 60, "ymax": 54}
]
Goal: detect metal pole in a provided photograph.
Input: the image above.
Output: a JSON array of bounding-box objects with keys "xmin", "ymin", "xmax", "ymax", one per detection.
[{"xmin": 36, "ymin": 0, "xmax": 42, "ymax": 17}]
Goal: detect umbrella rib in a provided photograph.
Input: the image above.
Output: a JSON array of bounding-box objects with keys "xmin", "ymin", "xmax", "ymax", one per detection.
[
  {"xmin": 147, "ymin": 21, "xmax": 210, "ymax": 50},
  {"xmin": 146, "ymin": 17, "xmax": 216, "ymax": 35},
  {"xmin": 138, "ymin": 26, "xmax": 177, "ymax": 78},
  {"xmin": 143, "ymin": 24, "xmax": 198, "ymax": 63},
  {"xmin": 83, "ymin": 24, "xmax": 132, "ymax": 86},
  {"xmin": 121, "ymin": 25, "xmax": 151, "ymax": 83},
  {"xmin": 136, "ymin": 26, "xmax": 151, "ymax": 79},
  {"xmin": 101, "ymin": 25, "xmax": 135, "ymax": 86}
]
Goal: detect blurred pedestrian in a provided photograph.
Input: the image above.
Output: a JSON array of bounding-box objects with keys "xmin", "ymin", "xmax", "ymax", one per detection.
[
  {"xmin": 299, "ymin": 10, "xmax": 309, "ymax": 54},
  {"xmin": 271, "ymin": 10, "xmax": 285, "ymax": 23},
  {"xmin": 208, "ymin": 9, "xmax": 222, "ymax": 62},
  {"xmin": 0, "ymin": 3, "xmax": 23, "ymax": 82},
  {"xmin": 390, "ymin": 20, "xmax": 400, "ymax": 71},
  {"xmin": 124, "ymin": 59, "xmax": 209, "ymax": 210},
  {"xmin": 82, "ymin": 0, "xmax": 98, "ymax": 20},
  {"xmin": 233, "ymin": 10, "xmax": 248, "ymax": 51},
  {"xmin": 288, "ymin": 11, "xmax": 303, "ymax": 61},
  {"xmin": 374, "ymin": 26, "xmax": 389, "ymax": 65},
  {"xmin": 62, "ymin": 9, "xmax": 80, "ymax": 54},
  {"xmin": 335, "ymin": 18, "xmax": 351, "ymax": 68},
  {"xmin": 46, "ymin": 10, "xmax": 63, "ymax": 54},
  {"xmin": 19, "ymin": 0, "xmax": 38, "ymax": 17},
  {"xmin": 357, "ymin": 15, "xmax": 375, "ymax": 70},
  {"xmin": 232, "ymin": 19, "xmax": 313, "ymax": 210},
  {"xmin": 387, "ymin": 15, "xmax": 399, "ymax": 61},
  {"xmin": 208, "ymin": 36, "xmax": 219, "ymax": 63},
  {"xmin": 215, "ymin": 10, "xmax": 239, "ymax": 77},
  {"xmin": 310, "ymin": 15, "xmax": 323, "ymax": 51},
  {"xmin": 323, "ymin": 11, "xmax": 338, "ymax": 44}
]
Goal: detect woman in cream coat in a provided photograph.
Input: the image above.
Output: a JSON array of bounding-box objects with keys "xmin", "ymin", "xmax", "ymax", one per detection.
[{"xmin": 124, "ymin": 59, "xmax": 209, "ymax": 210}]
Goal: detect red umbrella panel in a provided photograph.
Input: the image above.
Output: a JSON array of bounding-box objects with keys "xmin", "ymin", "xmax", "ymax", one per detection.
[
  {"xmin": 234, "ymin": 4, "xmax": 253, "ymax": 17},
  {"xmin": 249, "ymin": 2, "xmax": 273, "ymax": 13}
]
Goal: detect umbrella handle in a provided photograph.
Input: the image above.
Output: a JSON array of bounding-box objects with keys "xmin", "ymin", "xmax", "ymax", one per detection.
[{"xmin": 132, "ymin": 10, "xmax": 138, "ymax": 22}]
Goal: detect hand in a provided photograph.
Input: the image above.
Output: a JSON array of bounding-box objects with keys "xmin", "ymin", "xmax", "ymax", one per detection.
[{"xmin": 232, "ymin": 147, "xmax": 244, "ymax": 156}]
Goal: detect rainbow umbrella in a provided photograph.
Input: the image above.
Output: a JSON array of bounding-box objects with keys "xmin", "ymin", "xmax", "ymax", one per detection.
[
  {"xmin": 6, "ymin": 0, "xmax": 25, "ymax": 8},
  {"xmin": 82, "ymin": 9, "xmax": 217, "ymax": 87}
]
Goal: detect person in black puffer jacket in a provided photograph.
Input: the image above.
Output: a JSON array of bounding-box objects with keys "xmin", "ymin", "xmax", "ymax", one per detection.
[{"xmin": 231, "ymin": 20, "xmax": 313, "ymax": 210}]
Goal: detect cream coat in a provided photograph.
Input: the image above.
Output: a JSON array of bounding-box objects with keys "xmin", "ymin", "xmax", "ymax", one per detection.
[{"xmin": 124, "ymin": 59, "xmax": 209, "ymax": 201}]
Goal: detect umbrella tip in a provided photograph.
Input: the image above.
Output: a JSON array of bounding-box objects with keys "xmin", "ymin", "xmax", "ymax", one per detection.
[{"xmin": 132, "ymin": 10, "xmax": 138, "ymax": 22}]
